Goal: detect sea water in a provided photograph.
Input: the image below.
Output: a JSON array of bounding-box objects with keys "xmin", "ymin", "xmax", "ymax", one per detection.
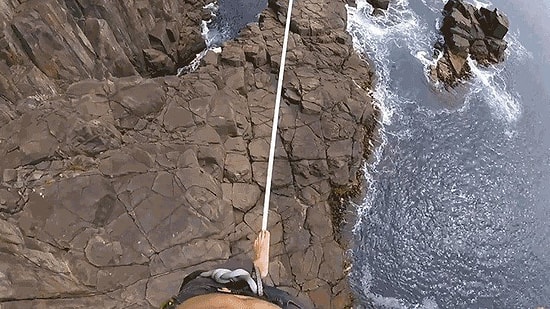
[
  {"xmin": 347, "ymin": 0, "xmax": 550, "ymax": 308},
  {"xmin": 178, "ymin": 0, "xmax": 267, "ymax": 74}
]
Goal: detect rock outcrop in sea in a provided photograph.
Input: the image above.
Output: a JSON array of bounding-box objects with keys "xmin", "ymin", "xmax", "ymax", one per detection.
[
  {"xmin": 431, "ymin": 0, "xmax": 509, "ymax": 86},
  {"xmin": 0, "ymin": 0, "xmax": 376, "ymax": 307}
]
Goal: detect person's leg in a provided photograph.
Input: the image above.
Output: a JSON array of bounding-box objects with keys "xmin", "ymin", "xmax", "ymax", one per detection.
[{"xmin": 253, "ymin": 230, "xmax": 270, "ymax": 278}]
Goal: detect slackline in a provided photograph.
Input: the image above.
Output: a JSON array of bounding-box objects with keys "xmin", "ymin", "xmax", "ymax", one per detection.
[{"xmin": 262, "ymin": 0, "xmax": 294, "ymax": 231}]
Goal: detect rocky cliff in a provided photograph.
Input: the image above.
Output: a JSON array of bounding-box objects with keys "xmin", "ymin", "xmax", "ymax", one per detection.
[{"xmin": 0, "ymin": 0, "xmax": 376, "ymax": 308}]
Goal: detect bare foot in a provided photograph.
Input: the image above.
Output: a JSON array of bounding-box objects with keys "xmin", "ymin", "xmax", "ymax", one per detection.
[{"xmin": 253, "ymin": 230, "xmax": 270, "ymax": 278}]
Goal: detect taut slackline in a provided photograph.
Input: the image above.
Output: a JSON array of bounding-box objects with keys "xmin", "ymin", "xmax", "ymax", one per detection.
[{"xmin": 262, "ymin": 0, "xmax": 294, "ymax": 232}]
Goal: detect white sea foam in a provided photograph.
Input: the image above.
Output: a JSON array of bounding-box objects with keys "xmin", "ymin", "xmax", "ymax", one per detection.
[
  {"xmin": 506, "ymin": 29, "xmax": 533, "ymax": 62},
  {"xmin": 177, "ymin": 2, "xmax": 227, "ymax": 75},
  {"xmin": 346, "ymin": 0, "xmax": 433, "ymax": 126},
  {"xmin": 367, "ymin": 294, "xmax": 440, "ymax": 309},
  {"xmin": 470, "ymin": 0, "xmax": 493, "ymax": 9},
  {"xmin": 177, "ymin": 3, "xmax": 216, "ymax": 75},
  {"xmin": 419, "ymin": 0, "xmax": 442, "ymax": 13},
  {"xmin": 466, "ymin": 57, "xmax": 521, "ymax": 122},
  {"xmin": 346, "ymin": 0, "xmax": 434, "ymax": 222},
  {"xmin": 346, "ymin": 4, "xmax": 435, "ymax": 306},
  {"xmin": 356, "ymin": 292, "xmax": 440, "ymax": 309},
  {"xmin": 462, "ymin": 29, "xmax": 530, "ymax": 124}
]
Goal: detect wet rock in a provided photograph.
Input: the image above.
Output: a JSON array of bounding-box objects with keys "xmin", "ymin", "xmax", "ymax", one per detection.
[
  {"xmin": 470, "ymin": 39, "xmax": 489, "ymax": 61},
  {"xmin": 485, "ymin": 37, "xmax": 508, "ymax": 62},
  {"xmin": 177, "ymin": 28, "xmax": 207, "ymax": 66},
  {"xmin": 443, "ymin": 8, "xmax": 472, "ymax": 33},
  {"xmin": 479, "ymin": 7, "xmax": 510, "ymax": 39},
  {"xmin": 449, "ymin": 33, "xmax": 470, "ymax": 55},
  {"xmin": 431, "ymin": 0, "xmax": 510, "ymax": 86},
  {"xmin": 367, "ymin": 0, "xmax": 390, "ymax": 10},
  {"xmin": 448, "ymin": 49, "xmax": 468, "ymax": 74}
]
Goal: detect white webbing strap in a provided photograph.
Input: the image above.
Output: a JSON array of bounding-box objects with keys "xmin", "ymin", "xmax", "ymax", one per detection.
[{"xmin": 200, "ymin": 268, "xmax": 262, "ymax": 295}]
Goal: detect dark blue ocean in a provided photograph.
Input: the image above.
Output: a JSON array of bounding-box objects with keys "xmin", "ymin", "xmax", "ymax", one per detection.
[
  {"xmin": 347, "ymin": 0, "xmax": 550, "ymax": 308},
  {"xmin": 204, "ymin": 0, "xmax": 267, "ymax": 47}
]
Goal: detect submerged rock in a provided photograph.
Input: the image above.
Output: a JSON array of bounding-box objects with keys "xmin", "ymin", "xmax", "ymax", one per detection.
[{"xmin": 431, "ymin": 0, "xmax": 510, "ymax": 86}]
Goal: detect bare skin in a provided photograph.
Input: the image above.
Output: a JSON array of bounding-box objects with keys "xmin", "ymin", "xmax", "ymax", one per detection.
[
  {"xmin": 176, "ymin": 293, "xmax": 281, "ymax": 309},
  {"xmin": 175, "ymin": 231, "xmax": 276, "ymax": 308},
  {"xmin": 253, "ymin": 230, "xmax": 270, "ymax": 278}
]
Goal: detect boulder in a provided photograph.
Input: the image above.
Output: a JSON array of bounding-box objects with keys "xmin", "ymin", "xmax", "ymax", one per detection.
[
  {"xmin": 485, "ymin": 37, "xmax": 508, "ymax": 62},
  {"xmin": 448, "ymin": 33, "xmax": 470, "ymax": 55},
  {"xmin": 177, "ymin": 28, "xmax": 207, "ymax": 66},
  {"xmin": 443, "ymin": 9, "xmax": 472, "ymax": 32},
  {"xmin": 470, "ymin": 39, "xmax": 489, "ymax": 62},
  {"xmin": 143, "ymin": 48, "xmax": 176, "ymax": 76},
  {"xmin": 479, "ymin": 8, "xmax": 509, "ymax": 39}
]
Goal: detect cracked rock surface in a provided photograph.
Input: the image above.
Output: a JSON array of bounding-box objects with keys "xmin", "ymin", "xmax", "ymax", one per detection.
[{"xmin": 0, "ymin": 0, "xmax": 376, "ymax": 308}]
